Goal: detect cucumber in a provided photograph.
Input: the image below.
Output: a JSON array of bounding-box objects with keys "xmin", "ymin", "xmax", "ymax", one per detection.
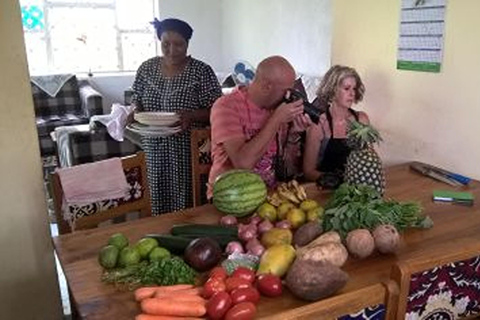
[
  {"xmin": 170, "ymin": 224, "xmax": 238, "ymax": 237},
  {"xmin": 145, "ymin": 234, "xmax": 192, "ymax": 255}
]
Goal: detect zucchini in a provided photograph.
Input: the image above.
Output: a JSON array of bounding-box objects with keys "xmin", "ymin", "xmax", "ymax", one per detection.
[
  {"xmin": 145, "ymin": 234, "xmax": 192, "ymax": 255},
  {"xmin": 170, "ymin": 224, "xmax": 238, "ymax": 237}
]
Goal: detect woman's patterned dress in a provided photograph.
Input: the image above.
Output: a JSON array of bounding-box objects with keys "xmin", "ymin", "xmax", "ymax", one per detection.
[{"xmin": 131, "ymin": 56, "xmax": 221, "ymax": 214}]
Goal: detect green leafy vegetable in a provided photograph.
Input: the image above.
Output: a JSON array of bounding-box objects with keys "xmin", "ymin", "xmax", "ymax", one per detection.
[
  {"xmin": 322, "ymin": 183, "xmax": 432, "ymax": 237},
  {"xmin": 101, "ymin": 257, "xmax": 197, "ymax": 289}
]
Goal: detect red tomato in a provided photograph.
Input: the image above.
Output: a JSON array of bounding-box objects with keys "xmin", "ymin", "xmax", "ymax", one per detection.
[
  {"xmin": 225, "ymin": 277, "xmax": 252, "ymax": 292},
  {"xmin": 209, "ymin": 266, "xmax": 228, "ymax": 281},
  {"xmin": 231, "ymin": 267, "xmax": 256, "ymax": 283},
  {"xmin": 206, "ymin": 291, "xmax": 233, "ymax": 320},
  {"xmin": 230, "ymin": 287, "xmax": 260, "ymax": 305},
  {"xmin": 203, "ymin": 277, "xmax": 226, "ymax": 299},
  {"xmin": 224, "ymin": 301, "xmax": 257, "ymax": 320},
  {"xmin": 256, "ymin": 274, "xmax": 283, "ymax": 297}
]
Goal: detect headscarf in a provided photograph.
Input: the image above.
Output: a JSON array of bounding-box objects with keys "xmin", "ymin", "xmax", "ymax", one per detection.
[{"xmin": 151, "ymin": 18, "xmax": 193, "ymax": 41}]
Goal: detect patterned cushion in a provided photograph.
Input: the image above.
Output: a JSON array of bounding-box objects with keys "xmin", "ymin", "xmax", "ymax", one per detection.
[
  {"xmin": 32, "ymin": 76, "xmax": 83, "ymax": 118},
  {"xmin": 65, "ymin": 166, "xmax": 144, "ymax": 220},
  {"xmin": 36, "ymin": 114, "xmax": 88, "ymax": 136},
  {"xmin": 406, "ymin": 256, "xmax": 480, "ymax": 319},
  {"xmin": 69, "ymin": 129, "xmax": 139, "ymax": 166}
]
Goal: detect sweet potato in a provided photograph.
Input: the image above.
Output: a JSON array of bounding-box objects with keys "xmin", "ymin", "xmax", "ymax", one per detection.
[
  {"xmin": 285, "ymin": 260, "xmax": 348, "ymax": 301},
  {"xmin": 293, "ymin": 221, "xmax": 323, "ymax": 247}
]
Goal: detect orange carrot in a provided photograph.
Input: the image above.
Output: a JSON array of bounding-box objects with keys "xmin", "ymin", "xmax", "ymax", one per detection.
[
  {"xmin": 154, "ymin": 287, "xmax": 202, "ymax": 298},
  {"xmin": 141, "ymin": 298, "xmax": 206, "ymax": 317},
  {"xmin": 135, "ymin": 285, "xmax": 195, "ymax": 301},
  {"xmin": 154, "ymin": 295, "xmax": 206, "ymax": 304},
  {"xmin": 135, "ymin": 314, "xmax": 204, "ymax": 320}
]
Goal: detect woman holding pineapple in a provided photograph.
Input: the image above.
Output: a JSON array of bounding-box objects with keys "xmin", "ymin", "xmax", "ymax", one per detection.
[{"xmin": 303, "ymin": 65, "xmax": 374, "ymax": 188}]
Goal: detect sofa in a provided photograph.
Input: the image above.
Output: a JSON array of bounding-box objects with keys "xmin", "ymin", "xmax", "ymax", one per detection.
[{"xmin": 31, "ymin": 75, "xmax": 103, "ymax": 158}]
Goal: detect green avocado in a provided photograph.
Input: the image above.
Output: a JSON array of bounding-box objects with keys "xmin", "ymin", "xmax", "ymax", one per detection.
[
  {"xmin": 98, "ymin": 245, "xmax": 119, "ymax": 269},
  {"xmin": 108, "ymin": 233, "xmax": 129, "ymax": 250},
  {"xmin": 118, "ymin": 246, "xmax": 141, "ymax": 267}
]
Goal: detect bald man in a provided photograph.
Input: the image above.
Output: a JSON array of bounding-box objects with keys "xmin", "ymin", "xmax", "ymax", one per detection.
[{"xmin": 207, "ymin": 56, "xmax": 311, "ymax": 197}]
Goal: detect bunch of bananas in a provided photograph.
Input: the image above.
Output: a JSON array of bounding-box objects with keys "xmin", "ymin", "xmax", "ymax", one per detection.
[{"xmin": 267, "ymin": 180, "xmax": 307, "ymax": 206}]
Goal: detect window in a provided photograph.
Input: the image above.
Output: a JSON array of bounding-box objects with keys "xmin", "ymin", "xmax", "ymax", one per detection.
[{"xmin": 21, "ymin": 0, "xmax": 158, "ymax": 75}]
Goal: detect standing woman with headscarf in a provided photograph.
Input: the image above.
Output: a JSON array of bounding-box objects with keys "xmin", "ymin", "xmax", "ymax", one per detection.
[{"xmin": 131, "ymin": 18, "xmax": 222, "ymax": 214}]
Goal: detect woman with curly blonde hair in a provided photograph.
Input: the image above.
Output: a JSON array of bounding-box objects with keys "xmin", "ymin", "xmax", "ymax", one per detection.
[{"xmin": 302, "ymin": 65, "xmax": 370, "ymax": 183}]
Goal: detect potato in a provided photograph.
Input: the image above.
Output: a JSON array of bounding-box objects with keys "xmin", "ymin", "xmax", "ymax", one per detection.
[
  {"xmin": 372, "ymin": 224, "xmax": 400, "ymax": 254},
  {"xmin": 296, "ymin": 231, "xmax": 342, "ymax": 256},
  {"xmin": 285, "ymin": 259, "xmax": 348, "ymax": 301},
  {"xmin": 297, "ymin": 241, "xmax": 348, "ymax": 267},
  {"xmin": 346, "ymin": 229, "xmax": 375, "ymax": 259},
  {"xmin": 293, "ymin": 221, "xmax": 323, "ymax": 247}
]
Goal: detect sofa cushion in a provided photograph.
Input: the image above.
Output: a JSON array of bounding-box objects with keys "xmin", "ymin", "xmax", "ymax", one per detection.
[
  {"xmin": 32, "ymin": 76, "xmax": 83, "ymax": 118},
  {"xmin": 36, "ymin": 114, "xmax": 88, "ymax": 136}
]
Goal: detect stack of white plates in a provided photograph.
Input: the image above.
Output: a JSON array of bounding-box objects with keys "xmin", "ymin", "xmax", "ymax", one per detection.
[
  {"xmin": 134, "ymin": 112, "xmax": 180, "ymax": 127},
  {"xmin": 129, "ymin": 112, "xmax": 182, "ymax": 137}
]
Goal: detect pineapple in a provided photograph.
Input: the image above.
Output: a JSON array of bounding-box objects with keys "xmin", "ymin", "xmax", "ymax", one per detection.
[{"xmin": 344, "ymin": 120, "xmax": 386, "ymax": 195}]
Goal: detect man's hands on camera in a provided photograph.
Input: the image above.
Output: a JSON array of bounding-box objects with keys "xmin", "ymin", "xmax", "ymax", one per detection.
[{"xmin": 272, "ymin": 98, "xmax": 304, "ymax": 126}]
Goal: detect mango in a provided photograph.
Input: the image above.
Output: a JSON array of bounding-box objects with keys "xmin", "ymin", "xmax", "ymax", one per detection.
[
  {"xmin": 257, "ymin": 244, "xmax": 296, "ymax": 277},
  {"xmin": 261, "ymin": 228, "xmax": 293, "ymax": 248}
]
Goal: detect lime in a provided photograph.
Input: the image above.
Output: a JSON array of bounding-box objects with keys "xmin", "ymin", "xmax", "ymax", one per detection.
[
  {"xmin": 135, "ymin": 238, "xmax": 158, "ymax": 259},
  {"xmin": 257, "ymin": 203, "xmax": 278, "ymax": 222},
  {"xmin": 277, "ymin": 202, "xmax": 295, "ymax": 220},
  {"xmin": 149, "ymin": 247, "xmax": 171, "ymax": 262},
  {"xmin": 286, "ymin": 208, "xmax": 306, "ymax": 229},
  {"xmin": 299, "ymin": 199, "xmax": 319, "ymax": 212},
  {"xmin": 98, "ymin": 245, "xmax": 119, "ymax": 269},
  {"xmin": 307, "ymin": 206, "xmax": 325, "ymax": 222},
  {"xmin": 108, "ymin": 233, "xmax": 129, "ymax": 250},
  {"xmin": 118, "ymin": 246, "xmax": 141, "ymax": 267}
]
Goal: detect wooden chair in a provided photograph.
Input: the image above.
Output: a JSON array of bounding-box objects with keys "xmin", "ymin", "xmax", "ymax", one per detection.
[
  {"xmin": 262, "ymin": 280, "xmax": 399, "ymax": 320},
  {"xmin": 190, "ymin": 128, "xmax": 212, "ymax": 207},
  {"xmin": 391, "ymin": 237, "xmax": 480, "ymax": 320},
  {"xmin": 51, "ymin": 152, "xmax": 151, "ymax": 234}
]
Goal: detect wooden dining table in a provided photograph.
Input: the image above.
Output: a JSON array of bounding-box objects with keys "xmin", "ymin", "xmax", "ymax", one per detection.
[{"xmin": 52, "ymin": 163, "xmax": 480, "ymax": 319}]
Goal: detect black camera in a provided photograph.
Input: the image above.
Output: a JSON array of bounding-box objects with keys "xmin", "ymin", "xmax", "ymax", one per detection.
[{"xmin": 283, "ymin": 88, "xmax": 321, "ymax": 124}]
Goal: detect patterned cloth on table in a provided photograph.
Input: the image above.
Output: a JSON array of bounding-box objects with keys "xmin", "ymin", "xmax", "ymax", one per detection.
[{"xmin": 131, "ymin": 56, "xmax": 222, "ymax": 215}]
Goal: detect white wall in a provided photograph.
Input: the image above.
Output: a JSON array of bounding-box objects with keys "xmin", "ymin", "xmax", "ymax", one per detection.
[
  {"xmin": 0, "ymin": 0, "xmax": 62, "ymax": 318},
  {"xmin": 333, "ymin": 0, "xmax": 480, "ymax": 179},
  {"xmin": 221, "ymin": 0, "xmax": 332, "ymax": 76},
  {"xmin": 85, "ymin": 73, "xmax": 136, "ymax": 113},
  {"xmin": 158, "ymin": 0, "xmax": 223, "ymax": 71}
]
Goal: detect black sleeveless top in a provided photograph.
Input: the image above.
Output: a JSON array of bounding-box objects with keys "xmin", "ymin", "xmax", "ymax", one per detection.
[{"xmin": 317, "ymin": 107, "xmax": 359, "ymax": 174}]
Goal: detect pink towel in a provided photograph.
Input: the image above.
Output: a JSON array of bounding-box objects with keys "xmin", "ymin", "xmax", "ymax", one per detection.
[{"xmin": 57, "ymin": 157, "xmax": 130, "ymax": 205}]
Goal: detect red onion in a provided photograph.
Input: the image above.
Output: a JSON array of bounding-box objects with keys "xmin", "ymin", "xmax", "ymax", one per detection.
[
  {"xmin": 220, "ymin": 215, "xmax": 238, "ymax": 226},
  {"xmin": 246, "ymin": 238, "xmax": 265, "ymax": 257},
  {"xmin": 238, "ymin": 223, "xmax": 257, "ymax": 242},
  {"xmin": 249, "ymin": 215, "xmax": 262, "ymax": 226},
  {"xmin": 225, "ymin": 241, "xmax": 244, "ymax": 255},
  {"xmin": 258, "ymin": 219, "xmax": 274, "ymax": 234},
  {"xmin": 275, "ymin": 220, "xmax": 292, "ymax": 229}
]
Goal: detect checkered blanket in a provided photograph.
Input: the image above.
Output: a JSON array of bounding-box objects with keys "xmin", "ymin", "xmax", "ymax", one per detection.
[
  {"xmin": 55, "ymin": 125, "xmax": 139, "ymax": 167},
  {"xmin": 32, "ymin": 75, "xmax": 103, "ymax": 157}
]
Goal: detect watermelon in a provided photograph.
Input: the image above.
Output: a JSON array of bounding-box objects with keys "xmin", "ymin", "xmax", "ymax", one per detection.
[{"xmin": 213, "ymin": 170, "xmax": 267, "ymax": 217}]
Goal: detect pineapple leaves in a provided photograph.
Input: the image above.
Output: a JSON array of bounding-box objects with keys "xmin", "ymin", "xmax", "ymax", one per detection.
[
  {"xmin": 346, "ymin": 120, "xmax": 383, "ymax": 150},
  {"xmin": 322, "ymin": 183, "xmax": 432, "ymax": 238}
]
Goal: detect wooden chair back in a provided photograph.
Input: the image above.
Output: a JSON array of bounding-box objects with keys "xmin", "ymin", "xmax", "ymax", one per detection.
[
  {"xmin": 261, "ymin": 280, "xmax": 399, "ymax": 320},
  {"xmin": 391, "ymin": 237, "xmax": 480, "ymax": 320},
  {"xmin": 190, "ymin": 128, "xmax": 212, "ymax": 207},
  {"xmin": 51, "ymin": 152, "xmax": 151, "ymax": 234}
]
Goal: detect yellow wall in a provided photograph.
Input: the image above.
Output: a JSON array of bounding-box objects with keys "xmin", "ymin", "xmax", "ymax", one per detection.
[
  {"xmin": 0, "ymin": 0, "xmax": 62, "ymax": 318},
  {"xmin": 332, "ymin": 0, "xmax": 480, "ymax": 179}
]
